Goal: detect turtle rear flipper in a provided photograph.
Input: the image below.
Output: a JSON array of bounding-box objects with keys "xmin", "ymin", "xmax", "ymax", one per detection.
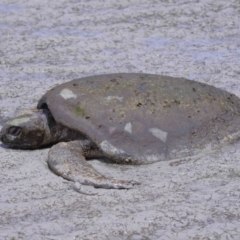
[{"xmin": 48, "ymin": 140, "xmax": 139, "ymax": 189}]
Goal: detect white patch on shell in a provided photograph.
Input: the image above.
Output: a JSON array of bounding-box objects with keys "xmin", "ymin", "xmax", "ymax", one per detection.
[
  {"xmin": 124, "ymin": 122, "xmax": 132, "ymax": 134},
  {"xmin": 100, "ymin": 140, "xmax": 125, "ymax": 155},
  {"xmin": 7, "ymin": 117, "xmax": 30, "ymax": 126},
  {"xmin": 59, "ymin": 88, "xmax": 77, "ymax": 99},
  {"xmin": 149, "ymin": 128, "xmax": 168, "ymax": 142},
  {"xmin": 105, "ymin": 96, "xmax": 123, "ymax": 102}
]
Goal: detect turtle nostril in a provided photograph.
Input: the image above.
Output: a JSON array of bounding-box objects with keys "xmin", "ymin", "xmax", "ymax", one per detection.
[{"xmin": 7, "ymin": 126, "xmax": 22, "ymax": 136}]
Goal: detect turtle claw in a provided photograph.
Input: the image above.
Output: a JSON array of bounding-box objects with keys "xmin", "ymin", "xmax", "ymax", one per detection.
[{"xmin": 129, "ymin": 180, "xmax": 141, "ymax": 186}]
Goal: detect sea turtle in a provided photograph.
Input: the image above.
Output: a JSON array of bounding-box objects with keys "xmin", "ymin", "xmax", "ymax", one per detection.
[{"xmin": 1, "ymin": 73, "xmax": 240, "ymax": 189}]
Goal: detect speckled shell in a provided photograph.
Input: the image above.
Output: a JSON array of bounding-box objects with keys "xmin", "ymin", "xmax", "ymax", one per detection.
[{"xmin": 37, "ymin": 73, "xmax": 240, "ymax": 162}]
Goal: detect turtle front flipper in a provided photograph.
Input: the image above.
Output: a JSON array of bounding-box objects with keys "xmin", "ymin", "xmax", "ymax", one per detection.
[{"xmin": 47, "ymin": 140, "xmax": 139, "ymax": 189}]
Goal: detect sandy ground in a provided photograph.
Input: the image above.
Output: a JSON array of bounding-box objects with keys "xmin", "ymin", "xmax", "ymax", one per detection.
[{"xmin": 0, "ymin": 0, "xmax": 240, "ymax": 239}]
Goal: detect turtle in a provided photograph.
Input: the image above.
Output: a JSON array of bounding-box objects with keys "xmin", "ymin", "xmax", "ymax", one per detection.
[{"xmin": 1, "ymin": 73, "xmax": 240, "ymax": 189}]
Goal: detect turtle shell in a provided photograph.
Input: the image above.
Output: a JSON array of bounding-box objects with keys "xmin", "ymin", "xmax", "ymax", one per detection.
[{"xmin": 37, "ymin": 73, "xmax": 240, "ymax": 163}]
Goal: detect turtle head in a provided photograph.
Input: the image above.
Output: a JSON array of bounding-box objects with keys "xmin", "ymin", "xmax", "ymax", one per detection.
[{"xmin": 0, "ymin": 109, "xmax": 54, "ymax": 149}]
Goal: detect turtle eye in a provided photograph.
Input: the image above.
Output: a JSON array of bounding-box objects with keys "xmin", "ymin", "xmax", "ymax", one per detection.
[{"xmin": 7, "ymin": 126, "xmax": 22, "ymax": 136}]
